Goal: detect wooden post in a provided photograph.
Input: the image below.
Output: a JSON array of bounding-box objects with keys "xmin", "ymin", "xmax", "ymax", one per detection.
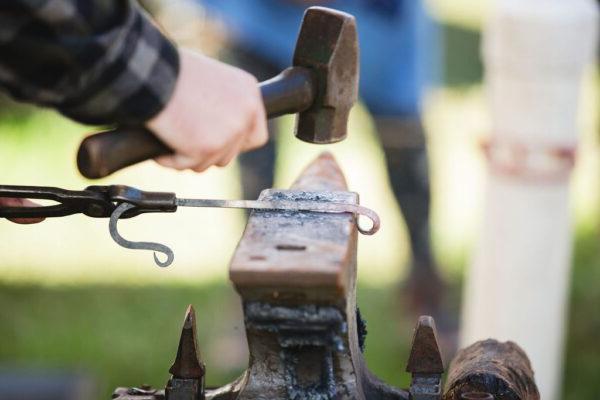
[
  {"xmin": 444, "ymin": 340, "xmax": 539, "ymax": 400},
  {"xmin": 461, "ymin": 1, "xmax": 599, "ymax": 399}
]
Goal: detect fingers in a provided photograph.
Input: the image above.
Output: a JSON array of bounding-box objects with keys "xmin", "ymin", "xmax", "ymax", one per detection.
[
  {"xmin": 155, "ymin": 154, "xmax": 198, "ymax": 170},
  {"xmin": 154, "ymin": 104, "xmax": 267, "ymax": 172},
  {"xmin": 148, "ymin": 49, "xmax": 270, "ymax": 175},
  {"xmin": 190, "ymin": 148, "xmax": 228, "ymax": 172},
  {"xmin": 215, "ymin": 137, "xmax": 244, "ymax": 168},
  {"xmin": 155, "ymin": 134, "xmax": 244, "ymax": 172},
  {"xmin": 0, "ymin": 198, "xmax": 45, "ymax": 224}
]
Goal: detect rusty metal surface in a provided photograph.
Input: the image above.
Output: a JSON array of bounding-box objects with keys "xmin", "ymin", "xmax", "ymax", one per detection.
[
  {"xmin": 229, "ymin": 188, "xmax": 359, "ymax": 299},
  {"xmin": 293, "ymin": 7, "xmax": 359, "ymax": 144},
  {"xmin": 113, "ymin": 386, "xmax": 164, "ymax": 399},
  {"xmin": 230, "ymin": 152, "xmax": 358, "ymax": 300},
  {"xmin": 165, "ymin": 305, "xmax": 205, "ymax": 400},
  {"xmin": 407, "ymin": 316, "xmax": 444, "ymax": 400},
  {"xmin": 169, "ymin": 306, "xmax": 205, "ymax": 380},
  {"xmin": 227, "ymin": 152, "xmax": 366, "ymax": 399},
  {"xmin": 443, "ymin": 339, "xmax": 539, "ymax": 400},
  {"xmin": 165, "ymin": 305, "xmax": 206, "ymax": 400},
  {"xmin": 108, "ymin": 153, "xmax": 538, "ymax": 400},
  {"xmin": 407, "ymin": 316, "xmax": 444, "ymax": 374},
  {"xmin": 109, "ymin": 153, "xmax": 428, "ymax": 400},
  {"xmin": 290, "ymin": 152, "xmax": 348, "ymax": 192},
  {"xmin": 225, "ymin": 152, "xmax": 410, "ymax": 400},
  {"xmin": 112, "ymin": 307, "xmax": 206, "ymax": 400},
  {"xmin": 165, "ymin": 379, "xmax": 202, "ymax": 400}
]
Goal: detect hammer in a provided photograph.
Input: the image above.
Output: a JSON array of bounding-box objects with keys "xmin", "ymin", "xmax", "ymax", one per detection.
[{"xmin": 77, "ymin": 6, "xmax": 359, "ymax": 179}]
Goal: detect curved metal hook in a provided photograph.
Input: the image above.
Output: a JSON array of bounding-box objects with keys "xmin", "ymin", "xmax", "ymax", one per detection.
[
  {"xmin": 352, "ymin": 205, "xmax": 380, "ymax": 236},
  {"xmin": 109, "ymin": 203, "xmax": 174, "ymax": 267}
]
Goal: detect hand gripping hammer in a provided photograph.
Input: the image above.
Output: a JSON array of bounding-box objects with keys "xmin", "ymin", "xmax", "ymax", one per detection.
[{"xmin": 77, "ymin": 6, "xmax": 359, "ymax": 179}]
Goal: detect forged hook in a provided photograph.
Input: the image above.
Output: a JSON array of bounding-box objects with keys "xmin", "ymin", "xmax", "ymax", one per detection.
[
  {"xmin": 351, "ymin": 204, "xmax": 380, "ymax": 236},
  {"xmin": 109, "ymin": 202, "xmax": 174, "ymax": 268}
]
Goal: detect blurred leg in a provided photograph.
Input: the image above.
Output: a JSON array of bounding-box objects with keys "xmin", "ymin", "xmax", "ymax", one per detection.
[
  {"xmin": 223, "ymin": 45, "xmax": 281, "ymax": 199},
  {"xmin": 238, "ymin": 127, "xmax": 277, "ymax": 199},
  {"xmin": 375, "ymin": 117, "xmax": 445, "ymax": 315}
]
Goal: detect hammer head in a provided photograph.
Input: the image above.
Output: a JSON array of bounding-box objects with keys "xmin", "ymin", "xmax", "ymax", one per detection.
[{"xmin": 293, "ymin": 7, "xmax": 359, "ymax": 144}]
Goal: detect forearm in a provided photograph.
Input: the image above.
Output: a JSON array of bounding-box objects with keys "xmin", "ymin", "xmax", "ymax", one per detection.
[
  {"xmin": 0, "ymin": 0, "xmax": 179, "ymax": 125},
  {"xmin": 0, "ymin": 1, "xmax": 268, "ymax": 180}
]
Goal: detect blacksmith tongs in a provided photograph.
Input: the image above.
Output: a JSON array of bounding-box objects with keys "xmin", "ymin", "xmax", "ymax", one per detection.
[{"xmin": 0, "ymin": 185, "xmax": 379, "ymax": 267}]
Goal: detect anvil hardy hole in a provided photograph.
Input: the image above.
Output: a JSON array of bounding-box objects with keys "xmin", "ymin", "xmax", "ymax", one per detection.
[
  {"xmin": 291, "ymin": 346, "xmax": 326, "ymax": 387},
  {"xmin": 276, "ymin": 244, "xmax": 307, "ymax": 251}
]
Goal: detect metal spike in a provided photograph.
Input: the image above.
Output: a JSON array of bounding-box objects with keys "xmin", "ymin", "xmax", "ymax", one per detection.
[
  {"xmin": 406, "ymin": 315, "xmax": 444, "ymax": 374},
  {"xmin": 169, "ymin": 305, "xmax": 205, "ymax": 379},
  {"xmin": 406, "ymin": 316, "xmax": 444, "ymax": 400}
]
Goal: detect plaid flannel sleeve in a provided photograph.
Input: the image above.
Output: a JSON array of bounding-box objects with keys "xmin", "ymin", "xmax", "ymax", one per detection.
[{"xmin": 0, "ymin": 0, "xmax": 180, "ymax": 125}]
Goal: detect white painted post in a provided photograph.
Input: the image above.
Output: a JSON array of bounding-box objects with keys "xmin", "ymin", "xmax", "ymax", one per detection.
[{"xmin": 461, "ymin": 1, "xmax": 599, "ymax": 399}]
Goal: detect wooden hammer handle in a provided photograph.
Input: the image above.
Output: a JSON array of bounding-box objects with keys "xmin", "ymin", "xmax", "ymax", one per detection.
[
  {"xmin": 77, "ymin": 67, "xmax": 314, "ymax": 179},
  {"xmin": 77, "ymin": 127, "xmax": 169, "ymax": 179}
]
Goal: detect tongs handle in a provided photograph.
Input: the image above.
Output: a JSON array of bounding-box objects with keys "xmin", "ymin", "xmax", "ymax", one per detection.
[
  {"xmin": 0, "ymin": 185, "xmax": 178, "ymax": 219},
  {"xmin": 0, "ymin": 185, "xmax": 113, "ymax": 219}
]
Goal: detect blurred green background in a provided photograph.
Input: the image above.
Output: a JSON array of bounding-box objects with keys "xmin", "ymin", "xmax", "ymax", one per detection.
[{"xmin": 0, "ymin": 1, "xmax": 599, "ymax": 399}]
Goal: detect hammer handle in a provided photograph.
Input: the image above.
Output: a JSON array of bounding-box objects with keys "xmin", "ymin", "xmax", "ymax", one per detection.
[
  {"xmin": 260, "ymin": 66, "xmax": 314, "ymax": 118},
  {"xmin": 77, "ymin": 67, "xmax": 314, "ymax": 179}
]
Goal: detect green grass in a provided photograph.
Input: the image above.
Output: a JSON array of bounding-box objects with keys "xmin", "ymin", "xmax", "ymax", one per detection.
[
  {"xmin": 1, "ymin": 231, "xmax": 599, "ymax": 400},
  {"xmin": 563, "ymin": 227, "xmax": 600, "ymax": 399},
  {"xmin": 0, "ymin": 283, "xmax": 238, "ymax": 396},
  {"xmin": 0, "ymin": 282, "xmax": 416, "ymax": 399}
]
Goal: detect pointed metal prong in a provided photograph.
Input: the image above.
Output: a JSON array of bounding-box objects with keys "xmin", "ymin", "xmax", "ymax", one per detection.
[
  {"xmin": 169, "ymin": 305, "xmax": 205, "ymax": 380},
  {"xmin": 406, "ymin": 315, "xmax": 444, "ymax": 400},
  {"xmin": 407, "ymin": 315, "xmax": 444, "ymax": 374},
  {"xmin": 290, "ymin": 152, "xmax": 348, "ymax": 191}
]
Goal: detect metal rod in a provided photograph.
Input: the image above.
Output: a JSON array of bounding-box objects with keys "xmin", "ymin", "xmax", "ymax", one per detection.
[{"xmin": 176, "ymin": 198, "xmax": 380, "ymax": 235}]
